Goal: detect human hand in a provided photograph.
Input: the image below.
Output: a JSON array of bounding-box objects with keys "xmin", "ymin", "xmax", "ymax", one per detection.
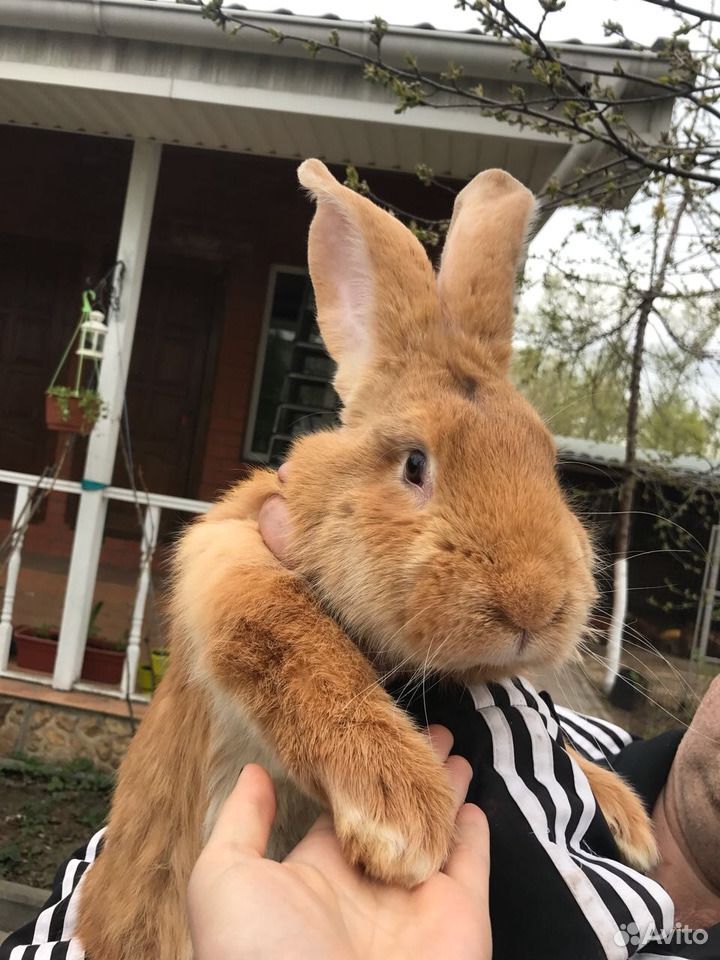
[{"xmin": 187, "ymin": 726, "xmax": 491, "ymax": 960}]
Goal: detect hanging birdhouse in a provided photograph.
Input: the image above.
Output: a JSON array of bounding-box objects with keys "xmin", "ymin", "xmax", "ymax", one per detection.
[{"xmin": 77, "ymin": 309, "xmax": 107, "ymax": 360}]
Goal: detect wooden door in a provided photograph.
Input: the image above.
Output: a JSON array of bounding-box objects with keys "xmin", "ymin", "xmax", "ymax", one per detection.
[
  {"xmin": 105, "ymin": 256, "xmax": 224, "ymax": 536},
  {"xmin": 0, "ymin": 236, "xmax": 84, "ymax": 517}
]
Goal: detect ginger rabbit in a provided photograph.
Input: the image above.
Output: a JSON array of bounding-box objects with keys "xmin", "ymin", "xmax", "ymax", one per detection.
[{"xmin": 77, "ymin": 160, "xmax": 656, "ymax": 960}]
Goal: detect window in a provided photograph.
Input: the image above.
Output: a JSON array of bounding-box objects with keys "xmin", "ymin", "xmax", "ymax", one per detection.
[{"xmin": 246, "ymin": 268, "xmax": 339, "ymax": 464}]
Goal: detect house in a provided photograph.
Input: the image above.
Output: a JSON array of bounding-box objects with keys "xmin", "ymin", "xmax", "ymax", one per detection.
[
  {"xmin": 555, "ymin": 436, "xmax": 720, "ymax": 663},
  {"xmin": 0, "ymin": 0, "xmax": 677, "ymax": 713}
]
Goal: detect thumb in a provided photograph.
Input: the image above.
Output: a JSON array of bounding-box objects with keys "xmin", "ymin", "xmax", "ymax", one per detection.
[{"xmin": 206, "ymin": 764, "xmax": 277, "ymax": 858}]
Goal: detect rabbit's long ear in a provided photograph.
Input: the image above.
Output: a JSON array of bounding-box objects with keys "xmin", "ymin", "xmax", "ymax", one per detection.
[
  {"xmin": 436, "ymin": 169, "xmax": 536, "ymax": 374},
  {"xmin": 298, "ymin": 159, "xmax": 436, "ymax": 403}
]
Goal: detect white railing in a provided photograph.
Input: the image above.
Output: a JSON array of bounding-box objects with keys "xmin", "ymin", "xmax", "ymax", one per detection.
[{"xmin": 0, "ymin": 468, "xmax": 209, "ymax": 700}]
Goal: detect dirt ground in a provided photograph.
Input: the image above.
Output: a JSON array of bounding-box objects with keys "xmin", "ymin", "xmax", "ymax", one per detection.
[
  {"xmin": 538, "ymin": 646, "xmax": 718, "ymax": 739},
  {"xmin": 0, "ymin": 757, "xmax": 112, "ymax": 889}
]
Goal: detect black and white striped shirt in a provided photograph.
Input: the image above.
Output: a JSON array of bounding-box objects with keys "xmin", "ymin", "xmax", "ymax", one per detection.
[{"xmin": 2, "ymin": 677, "xmax": 716, "ymax": 960}]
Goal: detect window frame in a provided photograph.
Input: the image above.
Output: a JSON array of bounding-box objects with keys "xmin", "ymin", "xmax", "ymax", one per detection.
[{"xmin": 243, "ymin": 263, "xmax": 312, "ymax": 464}]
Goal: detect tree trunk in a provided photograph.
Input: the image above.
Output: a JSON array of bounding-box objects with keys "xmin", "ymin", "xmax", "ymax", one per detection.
[
  {"xmin": 603, "ymin": 187, "xmax": 688, "ymax": 695},
  {"xmin": 603, "ymin": 298, "xmax": 651, "ymax": 694}
]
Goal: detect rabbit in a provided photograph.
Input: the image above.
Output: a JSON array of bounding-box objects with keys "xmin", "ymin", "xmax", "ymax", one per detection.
[{"xmin": 76, "ymin": 160, "xmax": 657, "ymax": 960}]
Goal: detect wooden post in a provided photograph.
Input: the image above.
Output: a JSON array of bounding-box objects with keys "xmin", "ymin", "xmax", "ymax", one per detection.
[
  {"xmin": 54, "ymin": 140, "xmax": 162, "ymax": 691},
  {"xmin": 0, "ymin": 484, "xmax": 30, "ymax": 671},
  {"xmin": 121, "ymin": 504, "xmax": 161, "ymax": 696}
]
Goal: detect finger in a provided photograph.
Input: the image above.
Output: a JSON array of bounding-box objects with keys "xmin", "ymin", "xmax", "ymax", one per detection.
[
  {"xmin": 206, "ymin": 764, "xmax": 277, "ymax": 859},
  {"xmin": 445, "ymin": 753, "xmax": 473, "ymax": 810},
  {"xmin": 444, "ymin": 803, "xmax": 490, "ymax": 904},
  {"xmin": 258, "ymin": 495, "xmax": 294, "ymax": 566},
  {"xmin": 278, "ymin": 462, "xmax": 291, "ymax": 483},
  {"xmin": 426, "ymin": 724, "xmax": 453, "ymax": 762}
]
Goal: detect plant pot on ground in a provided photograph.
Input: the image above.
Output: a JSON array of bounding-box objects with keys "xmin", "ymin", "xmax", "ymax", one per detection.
[
  {"xmin": 13, "ymin": 624, "xmax": 126, "ymax": 686},
  {"xmin": 608, "ymin": 667, "xmax": 648, "ymax": 712},
  {"xmin": 45, "ymin": 388, "xmax": 103, "ymax": 435},
  {"xmin": 137, "ymin": 664, "xmax": 155, "ymax": 694},
  {"xmin": 150, "ymin": 648, "xmax": 169, "ymax": 685}
]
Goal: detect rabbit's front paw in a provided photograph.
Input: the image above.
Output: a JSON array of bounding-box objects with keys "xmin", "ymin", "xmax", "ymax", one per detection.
[
  {"xmin": 331, "ymin": 735, "xmax": 457, "ymax": 888},
  {"xmin": 572, "ymin": 749, "xmax": 659, "ymax": 872}
]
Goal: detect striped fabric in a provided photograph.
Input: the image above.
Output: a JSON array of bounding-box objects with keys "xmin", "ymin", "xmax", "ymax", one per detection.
[
  {"xmin": 555, "ymin": 702, "xmax": 634, "ymax": 762},
  {"xmin": 0, "ymin": 677, "xmax": 709, "ymax": 960},
  {"xmin": 0, "ymin": 829, "xmax": 104, "ymax": 960},
  {"xmin": 470, "ymin": 679, "xmax": 672, "ymax": 958}
]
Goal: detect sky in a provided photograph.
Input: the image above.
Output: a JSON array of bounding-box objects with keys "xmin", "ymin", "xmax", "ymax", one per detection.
[{"xmin": 237, "ymin": 0, "xmax": 703, "ymax": 44}]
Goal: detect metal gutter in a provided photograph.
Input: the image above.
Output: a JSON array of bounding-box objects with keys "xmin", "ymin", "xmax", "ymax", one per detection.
[{"xmin": 0, "ymin": 0, "xmax": 668, "ymax": 80}]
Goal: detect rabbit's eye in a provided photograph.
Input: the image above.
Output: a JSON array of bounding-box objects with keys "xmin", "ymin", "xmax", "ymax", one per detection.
[{"xmin": 404, "ymin": 450, "xmax": 427, "ymax": 487}]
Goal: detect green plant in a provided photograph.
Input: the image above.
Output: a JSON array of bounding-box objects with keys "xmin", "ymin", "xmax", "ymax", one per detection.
[
  {"xmin": 5, "ymin": 753, "xmax": 115, "ymax": 792},
  {"xmin": 87, "ymin": 600, "xmax": 104, "ymax": 641},
  {"xmin": 46, "ymin": 385, "xmax": 105, "ymax": 425},
  {"xmin": 621, "ymin": 667, "xmax": 649, "ymax": 691},
  {"xmin": 0, "ymin": 843, "xmax": 21, "ymax": 865}
]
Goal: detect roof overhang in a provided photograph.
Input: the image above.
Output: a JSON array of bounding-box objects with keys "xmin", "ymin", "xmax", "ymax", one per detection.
[
  {"xmin": 557, "ymin": 435, "xmax": 720, "ymax": 488},
  {"xmin": 0, "ymin": 0, "xmax": 675, "ymax": 193}
]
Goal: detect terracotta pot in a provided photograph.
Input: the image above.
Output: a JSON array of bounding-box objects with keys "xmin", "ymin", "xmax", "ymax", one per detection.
[
  {"xmin": 44, "ymin": 394, "xmax": 95, "ymax": 435},
  {"xmin": 13, "ymin": 626, "xmax": 125, "ymax": 685},
  {"xmin": 14, "ymin": 627, "xmax": 58, "ymax": 673},
  {"xmin": 81, "ymin": 644, "xmax": 125, "ymax": 685}
]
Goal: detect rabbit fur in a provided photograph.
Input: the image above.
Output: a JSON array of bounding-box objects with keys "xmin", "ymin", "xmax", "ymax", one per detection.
[{"xmin": 77, "ymin": 160, "xmax": 657, "ymax": 960}]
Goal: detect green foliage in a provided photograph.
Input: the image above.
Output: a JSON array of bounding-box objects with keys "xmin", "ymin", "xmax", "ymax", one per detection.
[
  {"xmin": 5, "ymin": 754, "xmax": 115, "ymax": 792},
  {"xmin": 512, "ymin": 345, "xmax": 626, "ymax": 442},
  {"xmin": 46, "ymin": 385, "xmax": 105, "ymax": 425},
  {"xmin": 513, "ymin": 343, "xmax": 718, "ymax": 458},
  {"xmin": 87, "ymin": 600, "xmax": 104, "ymax": 641},
  {"xmin": 0, "ymin": 755, "xmax": 114, "ymax": 887},
  {"xmin": 0, "ymin": 843, "xmax": 21, "ymax": 865},
  {"xmin": 342, "ymin": 164, "xmax": 370, "ymax": 196}
]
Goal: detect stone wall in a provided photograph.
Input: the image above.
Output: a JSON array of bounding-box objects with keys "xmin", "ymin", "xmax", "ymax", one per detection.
[{"xmin": 0, "ymin": 696, "xmax": 135, "ymax": 772}]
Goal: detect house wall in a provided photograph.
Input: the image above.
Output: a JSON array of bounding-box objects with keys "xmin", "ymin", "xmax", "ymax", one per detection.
[{"xmin": 0, "ymin": 125, "xmax": 459, "ymax": 642}]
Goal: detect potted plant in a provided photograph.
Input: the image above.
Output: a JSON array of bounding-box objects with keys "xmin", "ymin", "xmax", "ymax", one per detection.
[
  {"xmin": 137, "ymin": 664, "xmax": 155, "ymax": 693},
  {"xmin": 13, "ymin": 602, "xmax": 126, "ymax": 685},
  {"xmin": 45, "ymin": 386, "xmax": 104, "ymax": 435},
  {"xmin": 45, "ymin": 288, "xmax": 107, "ymax": 436},
  {"xmin": 80, "ymin": 602, "xmax": 127, "ymax": 685},
  {"xmin": 608, "ymin": 666, "xmax": 648, "ymax": 711},
  {"xmin": 150, "ymin": 648, "xmax": 169, "ymax": 685},
  {"xmin": 12, "ymin": 623, "xmax": 59, "ymax": 673}
]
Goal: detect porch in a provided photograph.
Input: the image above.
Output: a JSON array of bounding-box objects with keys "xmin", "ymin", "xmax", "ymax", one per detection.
[{"xmin": 0, "ymin": 1, "xmax": 677, "ymax": 711}]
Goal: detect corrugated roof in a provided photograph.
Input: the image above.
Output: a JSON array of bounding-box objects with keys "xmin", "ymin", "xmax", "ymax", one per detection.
[
  {"xmin": 173, "ymin": 1, "xmax": 669, "ymax": 51},
  {"xmin": 556, "ymin": 435, "xmax": 720, "ymax": 484}
]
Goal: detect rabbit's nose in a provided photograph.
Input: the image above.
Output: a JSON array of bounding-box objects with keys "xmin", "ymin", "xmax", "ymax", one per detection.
[
  {"xmin": 498, "ymin": 598, "xmax": 565, "ymax": 635},
  {"xmin": 493, "ymin": 578, "xmax": 567, "ymax": 635}
]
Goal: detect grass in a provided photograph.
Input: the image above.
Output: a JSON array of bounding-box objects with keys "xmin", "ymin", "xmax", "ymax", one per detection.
[{"xmin": 0, "ymin": 755, "xmax": 113, "ymax": 888}]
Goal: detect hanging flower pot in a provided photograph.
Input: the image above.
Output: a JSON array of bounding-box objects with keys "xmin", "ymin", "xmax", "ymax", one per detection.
[
  {"xmin": 45, "ymin": 287, "xmax": 108, "ymax": 436},
  {"xmin": 45, "ymin": 387, "xmax": 103, "ymax": 435}
]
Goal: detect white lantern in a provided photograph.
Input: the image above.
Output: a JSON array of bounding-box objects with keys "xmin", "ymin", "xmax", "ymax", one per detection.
[{"xmin": 77, "ymin": 309, "xmax": 107, "ymax": 360}]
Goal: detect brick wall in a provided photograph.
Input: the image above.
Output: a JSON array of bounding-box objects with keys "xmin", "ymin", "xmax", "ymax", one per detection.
[{"xmin": 0, "ymin": 128, "xmax": 462, "ymax": 594}]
